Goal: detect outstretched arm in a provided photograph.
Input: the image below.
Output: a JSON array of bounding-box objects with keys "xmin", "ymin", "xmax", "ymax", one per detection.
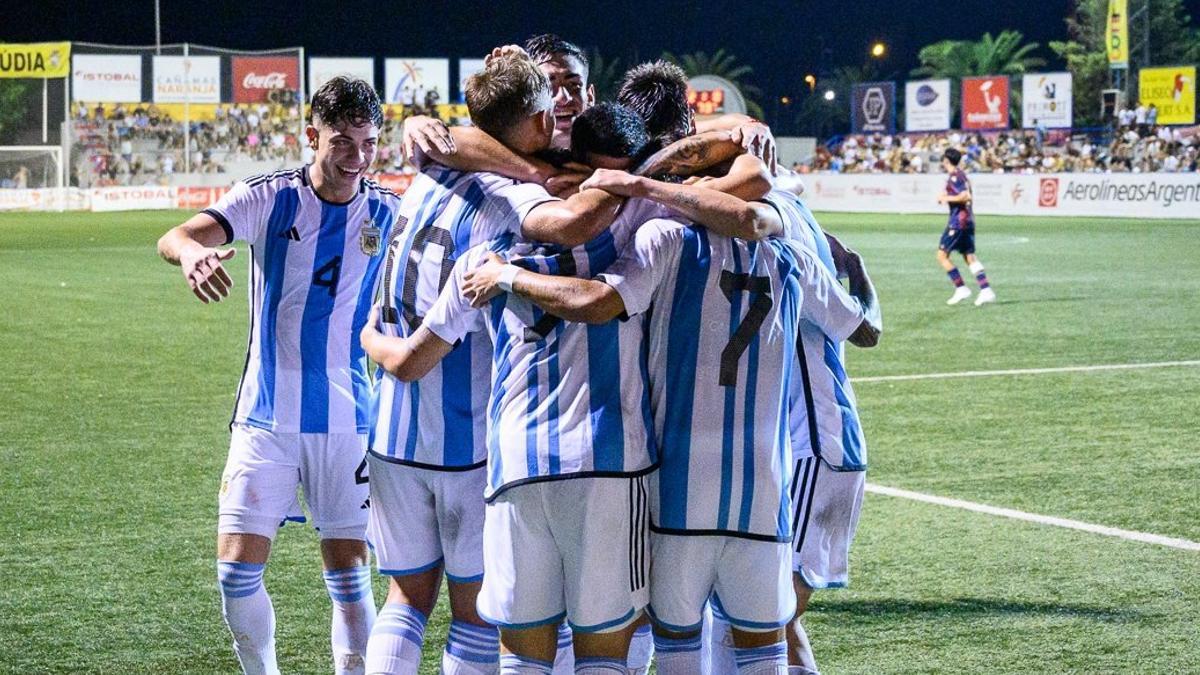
[
  {"xmin": 842, "ymin": 250, "xmax": 882, "ymax": 348},
  {"xmin": 360, "ymin": 308, "xmax": 456, "ymax": 381},
  {"xmin": 157, "ymin": 212, "xmax": 237, "ymax": 304},
  {"xmin": 403, "ymin": 117, "xmax": 554, "ymax": 185},
  {"xmin": 634, "ymin": 129, "xmax": 745, "ymax": 177},
  {"xmin": 520, "ymin": 188, "xmax": 625, "ymax": 248}
]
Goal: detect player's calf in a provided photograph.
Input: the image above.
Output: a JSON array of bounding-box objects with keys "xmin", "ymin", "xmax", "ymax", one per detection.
[{"xmin": 217, "ymin": 560, "xmax": 280, "ymax": 675}]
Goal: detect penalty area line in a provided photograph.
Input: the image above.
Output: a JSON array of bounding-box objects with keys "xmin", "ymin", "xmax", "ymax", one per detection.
[
  {"xmin": 865, "ymin": 483, "xmax": 1200, "ymax": 552},
  {"xmin": 853, "ymin": 360, "xmax": 1200, "ymax": 384}
]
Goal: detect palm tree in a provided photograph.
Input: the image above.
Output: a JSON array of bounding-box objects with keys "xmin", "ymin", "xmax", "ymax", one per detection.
[
  {"xmin": 912, "ymin": 30, "xmax": 1045, "ymax": 127},
  {"xmin": 661, "ymin": 48, "xmax": 765, "ymax": 119},
  {"xmin": 586, "ymin": 48, "xmax": 624, "ymax": 103}
]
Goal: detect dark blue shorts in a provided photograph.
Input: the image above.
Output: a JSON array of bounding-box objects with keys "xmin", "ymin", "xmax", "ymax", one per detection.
[{"xmin": 939, "ymin": 227, "xmax": 975, "ymax": 254}]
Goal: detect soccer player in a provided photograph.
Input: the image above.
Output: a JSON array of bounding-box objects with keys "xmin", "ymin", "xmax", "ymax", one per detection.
[
  {"xmin": 156, "ymin": 77, "xmax": 398, "ymax": 675},
  {"xmin": 937, "ymin": 147, "xmax": 995, "ymax": 306},
  {"xmin": 454, "ymin": 175, "xmax": 880, "ymax": 675},
  {"xmin": 364, "ymin": 53, "xmax": 634, "ymax": 675}
]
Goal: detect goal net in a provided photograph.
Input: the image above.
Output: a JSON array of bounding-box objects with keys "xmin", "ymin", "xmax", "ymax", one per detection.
[{"xmin": 0, "ymin": 146, "xmax": 65, "ymax": 211}]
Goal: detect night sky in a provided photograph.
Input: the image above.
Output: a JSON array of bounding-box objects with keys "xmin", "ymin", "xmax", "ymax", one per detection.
[{"xmin": 8, "ymin": 0, "xmax": 1200, "ymax": 108}]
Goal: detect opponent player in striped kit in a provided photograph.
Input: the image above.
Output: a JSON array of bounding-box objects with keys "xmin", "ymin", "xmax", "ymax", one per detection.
[
  {"xmin": 157, "ymin": 77, "xmax": 397, "ymax": 675},
  {"xmin": 453, "ymin": 109, "xmax": 880, "ymax": 674},
  {"xmin": 937, "ymin": 147, "xmax": 995, "ymax": 306}
]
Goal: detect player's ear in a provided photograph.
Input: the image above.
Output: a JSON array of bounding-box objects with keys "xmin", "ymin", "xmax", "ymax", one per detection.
[
  {"xmin": 586, "ymin": 83, "xmax": 596, "ymax": 107},
  {"xmin": 305, "ymin": 125, "xmax": 319, "ymax": 150}
]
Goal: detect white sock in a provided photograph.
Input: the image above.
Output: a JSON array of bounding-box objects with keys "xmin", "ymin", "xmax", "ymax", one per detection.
[
  {"xmin": 789, "ymin": 667, "xmax": 821, "ymax": 674},
  {"xmin": 968, "ymin": 260, "xmax": 985, "ymax": 275},
  {"xmin": 574, "ymin": 656, "xmax": 627, "ymax": 674},
  {"xmin": 653, "ymin": 633, "xmax": 702, "ymax": 675},
  {"xmin": 500, "ymin": 653, "xmax": 554, "ymax": 674},
  {"xmin": 442, "ymin": 620, "xmax": 500, "ymax": 674},
  {"xmin": 218, "ymin": 561, "xmax": 280, "ymax": 675},
  {"xmin": 734, "ymin": 641, "xmax": 789, "ymax": 674},
  {"xmin": 626, "ymin": 624, "xmax": 653, "ymax": 674},
  {"xmin": 365, "ymin": 603, "xmax": 425, "ymax": 675},
  {"xmin": 704, "ymin": 610, "xmax": 739, "ymax": 675},
  {"xmin": 551, "ymin": 623, "xmax": 574, "ymax": 674},
  {"xmin": 324, "ymin": 566, "xmax": 376, "ymax": 675}
]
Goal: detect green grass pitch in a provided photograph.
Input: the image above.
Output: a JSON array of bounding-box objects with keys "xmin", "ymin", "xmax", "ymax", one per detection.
[{"xmin": 1, "ymin": 208, "xmax": 1197, "ymax": 673}]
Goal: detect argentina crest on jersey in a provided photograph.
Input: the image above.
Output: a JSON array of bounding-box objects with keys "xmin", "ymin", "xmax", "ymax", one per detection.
[{"xmin": 360, "ymin": 216, "xmax": 382, "ymax": 256}]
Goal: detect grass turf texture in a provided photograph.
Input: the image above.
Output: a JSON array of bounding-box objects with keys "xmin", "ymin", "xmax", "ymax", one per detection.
[{"xmin": 0, "ymin": 209, "xmax": 1196, "ymax": 673}]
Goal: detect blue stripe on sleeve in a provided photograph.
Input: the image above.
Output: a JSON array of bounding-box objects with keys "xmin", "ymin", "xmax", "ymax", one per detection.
[
  {"xmin": 248, "ymin": 187, "xmax": 299, "ymax": 426},
  {"xmin": 299, "ymin": 202, "xmax": 349, "ymax": 433},
  {"xmin": 659, "ymin": 226, "xmax": 709, "ymax": 530}
]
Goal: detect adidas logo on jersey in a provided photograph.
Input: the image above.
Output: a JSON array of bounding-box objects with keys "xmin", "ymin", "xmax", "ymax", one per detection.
[{"xmin": 280, "ymin": 226, "xmax": 301, "ymax": 241}]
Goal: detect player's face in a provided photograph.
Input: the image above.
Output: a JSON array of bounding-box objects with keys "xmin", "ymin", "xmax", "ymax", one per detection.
[
  {"xmin": 308, "ymin": 119, "xmax": 379, "ymax": 191},
  {"xmin": 941, "ymin": 158, "xmax": 954, "ymax": 173},
  {"xmin": 538, "ymin": 55, "xmax": 595, "ymax": 150},
  {"xmin": 584, "ymin": 153, "xmax": 633, "ymax": 171}
]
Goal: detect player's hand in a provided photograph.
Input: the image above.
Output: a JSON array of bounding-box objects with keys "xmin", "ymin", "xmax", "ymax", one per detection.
[
  {"xmin": 936, "ymin": 192, "xmax": 948, "ymax": 204},
  {"xmin": 485, "ymin": 45, "xmax": 528, "ymax": 66},
  {"xmin": 360, "ymin": 304, "xmax": 383, "ymax": 355},
  {"xmin": 461, "ymin": 252, "xmax": 508, "ymax": 308},
  {"xmin": 180, "ymin": 246, "xmax": 236, "ymax": 304},
  {"xmin": 580, "ymin": 169, "xmax": 644, "ymax": 197},
  {"xmin": 546, "ymin": 162, "xmax": 592, "ymax": 197},
  {"xmin": 825, "ymin": 233, "xmax": 852, "ymax": 280},
  {"xmin": 731, "ymin": 122, "xmax": 777, "ymax": 175},
  {"xmin": 402, "ymin": 116, "xmax": 455, "ymax": 160}
]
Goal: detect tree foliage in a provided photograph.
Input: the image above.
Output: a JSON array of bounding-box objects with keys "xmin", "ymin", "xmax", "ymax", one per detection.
[
  {"xmin": 0, "ymin": 80, "xmax": 29, "ymax": 144},
  {"xmin": 586, "ymin": 48, "xmax": 624, "ymax": 104}
]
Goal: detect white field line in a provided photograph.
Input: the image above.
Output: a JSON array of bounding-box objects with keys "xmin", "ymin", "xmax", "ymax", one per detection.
[
  {"xmin": 865, "ymin": 483, "xmax": 1200, "ymax": 552},
  {"xmin": 853, "ymin": 360, "xmax": 1200, "ymax": 384}
]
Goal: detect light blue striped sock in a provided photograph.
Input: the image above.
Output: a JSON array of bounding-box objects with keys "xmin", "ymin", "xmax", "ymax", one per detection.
[
  {"xmin": 733, "ymin": 640, "xmax": 788, "ymax": 673},
  {"xmin": 323, "ymin": 566, "xmax": 376, "ymax": 674},
  {"xmin": 365, "ymin": 602, "xmax": 424, "ymax": 675},
  {"xmin": 575, "ymin": 655, "xmax": 628, "ymax": 673},
  {"xmin": 217, "ymin": 561, "xmax": 278, "ymax": 675},
  {"xmin": 499, "ymin": 652, "xmax": 553, "ymax": 674},
  {"xmin": 442, "ymin": 620, "xmax": 499, "ymax": 673},
  {"xmin": 653, "ymin": 632, "xmax": 702, "ymax": 675}
]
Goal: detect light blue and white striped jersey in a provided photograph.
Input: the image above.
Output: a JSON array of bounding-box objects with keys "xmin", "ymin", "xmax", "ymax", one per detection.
[
  {"xmin": 204, "ymin": 166, "xmax": 402, "ymax": 434},
  {"xmin": 422, "ymin": 198, "xmax": 667, "ymax": 500},
  {"xmin": 765, "ymin": 189, "xmax": 869, "ymax": 471},
  {"xmin": 369, "ymin": 165, "xmax": 559, "ymax": 469},
  {"xmin": 598, "ymin": 220, "xmax": 865, "ymax": 541}
]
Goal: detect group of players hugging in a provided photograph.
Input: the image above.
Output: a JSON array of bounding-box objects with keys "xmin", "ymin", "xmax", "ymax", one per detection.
[{"xmin": 157, "ymin": 34, "xmax": 884, "ymax": 675}]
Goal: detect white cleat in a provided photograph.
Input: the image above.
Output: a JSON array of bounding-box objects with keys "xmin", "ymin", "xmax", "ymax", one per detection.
[
  {"xmin": 974, "ymin": 287, "xmax": 996, "ymax": 306},
  {"xmin": 946, "ymin": 286, "xmax": 972, "ymax": 305}
]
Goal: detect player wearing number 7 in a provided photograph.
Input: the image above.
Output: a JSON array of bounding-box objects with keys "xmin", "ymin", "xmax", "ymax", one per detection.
[
  {"xmin": 157, "ymin": 77, "xmax": 399, "ymax": 675},
  {"xmin": 456, "ymin": 213, "xmax": 880, "ymax": 675}
]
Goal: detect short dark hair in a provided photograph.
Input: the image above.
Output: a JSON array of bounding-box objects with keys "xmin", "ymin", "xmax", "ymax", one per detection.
[
  {"xmin": 942, "ymin": 147, "xmax": 963, "ymax": 166},
  {"xmin": 309, "ymin": 75, "xmax": 383, "ymax": 129},
  {"xmin": 465, "ymin": 54, "xmax": 552, "ymax": 143},
  {"xmin": 571, "ymin": 102, "xmax": 653, "ymax": 164},
  {"xmin": 617, "ymin": 60, "xmax": 691, "ymax": 143},
  {"xmin": 523, "ymin": 33, "xmax": 589, "ymax": 76}
]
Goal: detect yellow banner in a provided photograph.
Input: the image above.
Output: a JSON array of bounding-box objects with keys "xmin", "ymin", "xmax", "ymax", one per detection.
[
  {"xmin": 0, "ymin": 42, "xmax": 71, "ymax": 78},
  {"xmin": 1139, "ymin": 67, "xmax": 1196, "ymax": 125},
  {"xmin": 1106, "ymin": 0, "xmax": 1128, "ymax": 66}
]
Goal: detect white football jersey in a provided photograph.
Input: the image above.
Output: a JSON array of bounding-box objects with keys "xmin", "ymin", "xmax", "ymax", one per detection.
[
  {"xmin": 204, "ymin": 166, "xmax": 402, "ymax": 434},
  {"xmin": 598, "ymin": 220, "xmax": 865, "ymax": 541},
  {"xmin": 421, "ymin": 199, "xmax": 667, "ymax": 499},
  {"xmin": 765, "ymin": 190, "xmax": 869, "ymax": 471},
  {"xmin": 370, "ymin": 165, "xmax": 559, "ymax": 469}
]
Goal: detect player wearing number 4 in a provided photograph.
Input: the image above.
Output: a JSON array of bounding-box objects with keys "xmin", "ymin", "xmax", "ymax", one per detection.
[
  {"xmin": 157, "ymin": 77, "xmax": 400, "ymax": 675},
  {"xmin": 937, "ymin": 148, "xmax": 995, "ymax": 306}
]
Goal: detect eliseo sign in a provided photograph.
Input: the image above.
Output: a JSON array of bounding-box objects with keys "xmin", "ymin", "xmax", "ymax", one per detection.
[{"xmin": 231, "ymin": 56, "xmax": 300, "ymax": 103}]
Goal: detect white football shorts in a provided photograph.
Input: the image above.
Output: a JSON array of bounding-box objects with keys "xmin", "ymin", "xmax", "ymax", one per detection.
[
  {"xmin": 478, "ymin": 476, "xmax": 650, "ymax": 633},
  {"xmin": 791, "ymin": 456, "xmax": 866, "ymax": 589},
  {"xmin": 217, "ymin": 423, "xmax": 369, "ymax": 541},
  {"xmin": 366, "ymin": 453, "xmax": 486, "ymax": 582}
]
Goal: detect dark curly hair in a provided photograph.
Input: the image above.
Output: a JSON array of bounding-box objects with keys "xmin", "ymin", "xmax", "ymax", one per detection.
[
  {"xmin": 617, "ymin": 60, "xmax": 691, "ymax": 144},
  {"xmin": 309, "ymin": 75, "xmax": 383, "ymax": 129},
  {"xmin": 571, "ymin": 102, "xmax": 654, "ymax": 166},
  {"xmin": 523, "ymin": 33, "xmax": 589, "ymax": 76}
]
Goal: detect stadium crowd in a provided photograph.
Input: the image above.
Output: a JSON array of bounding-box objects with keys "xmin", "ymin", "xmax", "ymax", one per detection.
[{"xmin": 808, "ymin": 119, "xmax": 1200, "ymax": 174}]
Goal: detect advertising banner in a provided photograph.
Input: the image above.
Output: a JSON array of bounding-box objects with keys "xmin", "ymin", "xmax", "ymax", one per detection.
[
  {"xmin": 802, "ymin": 172, "xmax": 1200, "ymax": 219},
  {"xmin": 1139, "ymin": 66, "xmax": 1196, "ymax": 125},
  {"xmin": 385, "ymin": 58, "xmax": 450, "ymax": 105},
  {"xmin": 851, "ymin": 82, "xmax": 896, "ymax": 134},
  {"xmin": 152, "ymin": 56, "xmax": 220, "ymax": 103},
  {"xmin": 457, "ymin": 58, "xmax": 486, "ymax": 100},
  {"xmin": 1022, "ymin": 72, "xmax": 1073, "ymax": 128},
  {"xmin": 905, "ymin": 79, "xmax": 951, "ymax": 131},
  {"xmin": 1107, "ymin": 0, "xmax": 1129, "ymax": 66},
  {"xmin": 308, "ymin": 57, "xmax": 375, "ymax": 93},
  {"xmin": 0, "ymin": 42, "xmax": 71, "ymax": 79},
  {"xmin": 72, "ymin": 54, "xmax": 142, "ymax": 102},
  {"xmin": 231, "ymin": 56, "xmax": 300, "ymax": 103},
  {"xmin": 90, "ymin": 186, "xmax": 178, "ymax": 212},
  {"xmin": 962, "ymin": 76, "xmax": 1010, "ymax": 129}
]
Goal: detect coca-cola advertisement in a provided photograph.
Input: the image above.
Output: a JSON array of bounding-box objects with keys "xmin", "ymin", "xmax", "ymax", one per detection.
[{"xmin": 232, "ymin": 56, "xmax": 299, "ymax": 103}]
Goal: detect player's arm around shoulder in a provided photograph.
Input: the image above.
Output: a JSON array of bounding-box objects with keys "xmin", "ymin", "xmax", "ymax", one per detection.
[
  {"xmin": 519, "ymin": 187, "xmax": 625, "ymax": 248},
  {"xmin": 157, "ymin": 211, "xmax": 236, "ymax": 304},
  {"xmin": 359, "ymin": 306, "xmax": 454, "ymax": 382},
  {"xmin": 460, "ymin": 251, "xmax": 625, "ymax": 325}
]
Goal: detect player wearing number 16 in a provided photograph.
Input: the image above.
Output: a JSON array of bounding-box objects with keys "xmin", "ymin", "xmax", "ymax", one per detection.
[{"xmin": 157, "ymin": 77, "xmax": 402, "ymax": 675}]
